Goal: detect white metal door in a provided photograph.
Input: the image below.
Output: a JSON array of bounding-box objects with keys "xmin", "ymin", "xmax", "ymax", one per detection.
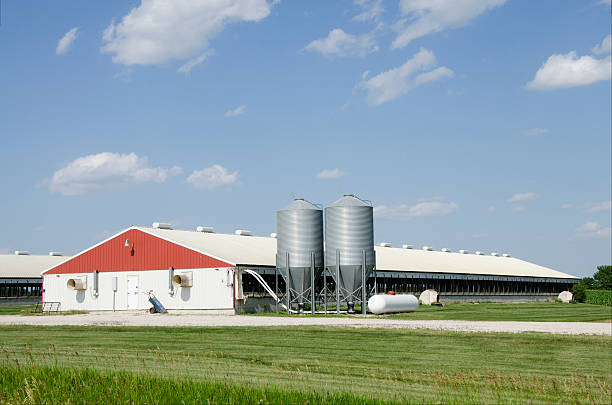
[{"xmin": 127, "ymin": 276, "xmax": 139, "ymax": 309}]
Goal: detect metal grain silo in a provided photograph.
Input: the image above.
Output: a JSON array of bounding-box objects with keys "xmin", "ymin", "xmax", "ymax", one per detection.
[
  {"xmin": 276, "ymin": 199, "xmax": 324, "ymax": 312},
  {"xmin": 325, "ymin": 194, "xmax": 375, "ymax": 312}
]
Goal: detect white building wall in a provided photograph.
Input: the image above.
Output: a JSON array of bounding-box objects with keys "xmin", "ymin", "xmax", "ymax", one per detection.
[{"xmin": 43, "ymin": 267, "xmax": 235, "ymax": 312}]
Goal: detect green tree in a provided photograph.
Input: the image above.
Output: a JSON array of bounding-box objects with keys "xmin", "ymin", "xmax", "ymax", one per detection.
[{"xmin": 593, "ymin": 265, "xmax": 612, "ymax": 290}]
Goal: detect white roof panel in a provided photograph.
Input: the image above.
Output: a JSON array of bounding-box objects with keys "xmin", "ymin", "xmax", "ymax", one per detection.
[
  {"xmin": 374, "ymin": 246, "xmax": 576, "ymax": 279},
  {"xmin": 137, "ymin": 227, "xmax": 277, "ymax": 267},
  {"xmin": 137, "ymin": 227, "xmax": 576, "ymax": 279},
  {"xmin": 0, "ymin": 254, "xmax": 70, "ymax": 278}
]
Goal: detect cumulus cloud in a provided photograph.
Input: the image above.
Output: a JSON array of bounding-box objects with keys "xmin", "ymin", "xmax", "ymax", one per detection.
[
  {"xmin": 592, "ymin": 34, "xmax": 611, "ymax": 55},
  {"xmin": 526, "ymin": 51, "xmax": 611, "ymax": 90},
  {"xmin": 224, "ymin": 105, "xmax": 247, "ymax": 118},
  {"xmin": 522, "ymin": 128, "xmax": 549, "ymax": 137},
  {"xmin": 56, "ymin": 27, "xmax": 79, "ymax": 55},
  {"xmin": 186, "ymin": 164, "xmax": 238, "ymax": 190},
  {"xmin": 576, "ymin": 221, "xmax": 611, "ymax": 238},
  {"xmin": 391, "ymin": 0, "xmax": 506, "ymax": 49},
  {"xmin": 374, "ymin": 200, "xmax": 458, "ymax": 220},
  {"xmin": 48, "ymin": 152, "xmax": 176, "ymax": 196},
  {"xmin": 353, "ymin": 0, "xmax": 384, "ymax": 22},
  {"xmin": 316, "ymin": 169, "xmax": 346, "ymax": 180},
  {"xmin": 359, "ymin": 48, "xmax": 453, "ymax": 105},
  {"xmin": 305, "ymin": 28, "xmax": 378, "ymax": 58},
  {"xmin": 177, "ymin": 49, "xmax": 215, "ymax": 74},
  {"xmin": 508, "ymin": 192, "xmax": 539, "ymax": 203},
  {"xmin": 101, "ymin": 0, "xmax": 272, "ymax": 66},
  {"xmin": 562, "ymin": 201, "xmax": 612, "ymax": 213}
]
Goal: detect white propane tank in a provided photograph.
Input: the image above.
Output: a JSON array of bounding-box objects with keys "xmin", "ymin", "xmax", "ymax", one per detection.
[{"xmin": 368, "ymin": 294, "xmax": 419, "ymax": 314}]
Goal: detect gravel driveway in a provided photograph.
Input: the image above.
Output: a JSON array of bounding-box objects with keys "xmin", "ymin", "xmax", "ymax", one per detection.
[{"xmin": 0, "ymin": 312, "xmax": 610, "ymax": 335}]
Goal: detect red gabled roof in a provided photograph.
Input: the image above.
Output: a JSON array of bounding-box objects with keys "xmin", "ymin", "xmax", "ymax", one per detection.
[{"xmin": 43, "ymin": 228, "xmax": 232, "ymax": 275}]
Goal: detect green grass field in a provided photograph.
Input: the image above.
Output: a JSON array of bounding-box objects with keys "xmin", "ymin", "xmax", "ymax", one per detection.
[
  {"xmin": 250, "ymin": 301, "xmax": 612, "ymax": 322},
  {"xmin": 387, "ymin": 301, "xmax": 612, "ymax": 322},
  {"xmin": 0, "ymin": 326, "xmax": 610, "ymax": 404},
  {"xmin": 0, "ymin": 305, "xmax": 34, "ymax": 315}
]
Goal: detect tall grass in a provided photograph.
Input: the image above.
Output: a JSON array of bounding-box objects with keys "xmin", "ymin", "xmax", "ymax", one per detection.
[{"xmin": 0, "ymin": 366, "xmax": 396, "ymax": 405}]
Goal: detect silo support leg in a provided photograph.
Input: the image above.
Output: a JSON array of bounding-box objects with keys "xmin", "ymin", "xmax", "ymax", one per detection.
[
  {"xmin": 362, "ymin": 250, "xmax": 366, "ymax": 315},
  {"xmin": 311, "ymin": 252, "xmax": 315, "ymax": 314}
]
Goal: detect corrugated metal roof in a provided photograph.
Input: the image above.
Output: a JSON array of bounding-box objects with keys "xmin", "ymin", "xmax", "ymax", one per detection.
[
  {"xmin": 137, "ymin": 227, "xmax": 276, "ymax": 267},
  {"xmin": 279, "ymin": 199, "xmax": 321, "ymax": 211},
  {"xmin": 137, "ymin": 227, "xmax": 577, "ymax": 279},
  {"xmin": 330, "ymin": 194, "xmax": 371, "ymax": 207},
  {"xmin": 0, "ymin": 254, "xmax": 70, "ymax": 278}
]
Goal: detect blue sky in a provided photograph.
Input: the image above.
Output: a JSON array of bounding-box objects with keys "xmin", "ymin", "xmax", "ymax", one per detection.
[{"xmin": 0, "ymin": 0, "xmax": 610, "ymax": 277}]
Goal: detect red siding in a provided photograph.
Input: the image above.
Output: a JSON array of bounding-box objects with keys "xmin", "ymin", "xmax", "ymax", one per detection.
[{"xmin": 44, "ymin": 229, "xmax": 231, "ymax": 275}]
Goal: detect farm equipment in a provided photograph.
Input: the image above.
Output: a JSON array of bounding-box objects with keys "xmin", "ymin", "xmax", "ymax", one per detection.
[{"xmin": 145, "ymin": 290, "xmax": 167, "ymax": 313}]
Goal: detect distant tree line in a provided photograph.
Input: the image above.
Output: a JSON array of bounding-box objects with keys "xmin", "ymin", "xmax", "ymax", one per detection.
[{"xmin": 572, "ymin": 265, "xmax": 612, "ymax": 303}]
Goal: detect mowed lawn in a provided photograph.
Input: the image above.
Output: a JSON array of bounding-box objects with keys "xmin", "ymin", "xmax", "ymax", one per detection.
[
  {"xmin": 0, "ymin": 326, "xmax": 610, "ymax": 404},
  {"xmin": 387, "ymin": 301, "xmax": 612, "ymax": 322}
]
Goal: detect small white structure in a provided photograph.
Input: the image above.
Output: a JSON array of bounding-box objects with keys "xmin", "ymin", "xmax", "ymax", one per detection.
[
  {"xmin": 419, "ymin": 289, "xmax": 438, "ymax": 305},
  {"xmin": 558, "ymin": 291, "xmax": 573, "ymax": 303}
]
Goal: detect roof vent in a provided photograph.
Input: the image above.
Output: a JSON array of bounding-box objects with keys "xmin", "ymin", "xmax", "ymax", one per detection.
[
  {"xmin": 475, "ymin": 251, "xmax": 484, "ymax": 255},
  {"xmin": 441, "ymin": 248, "xmax": 451, "ymax": 253},
  {"xmin": 402, "ymin": 244, "xmax": 413, "ymax": 249},
  {"xmin": 196, "ymin": 226, "xmax": 214, "ymax": 233},
  {"xmin": 502, "ymin": 253, "xmax": 511, "ymax": 257},
  {"xmin": 270, "ymin": 233, "xmax": 277, "ymax": 238},
  {"xmin": 235, "ymin": 229, "xmax": 252, "ymax": 236},
  {"xmin": 422, "ymin": 246, "xmax": 433, "ymax": 251},
  {"xmin": 14, "ymin": 251, "xmax": 30, "ymax": 255},
  {"xmin": 153, "ymin": 222, "xmax": 172, "ymax": 230},
  {"xmin": 379, "ymin": 242, "xmax": 392, "ymax": 247},
  {"xmin": 459, "ymin": 249, "xmax": 469, "ymax": 254},
  {"xmin": 491, "ymin": 252, "xmax": 499, "ymax": 257},
  {"xmin": 49, "ymin": 252, "xmax": 63, "ymax": 256}
]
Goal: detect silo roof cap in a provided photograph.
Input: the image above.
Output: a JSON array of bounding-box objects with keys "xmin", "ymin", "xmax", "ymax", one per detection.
[
  {"xmin": 329, "ymin": 194, "xmax": 371, "ymax": 207},
  {"xmin": 279, "ymin": 198, "xmax": 321, "ymax": 211}
]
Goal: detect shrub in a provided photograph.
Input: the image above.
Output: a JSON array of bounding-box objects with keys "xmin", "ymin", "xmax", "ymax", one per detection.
[{"xmin": 585, "ymin": 290, "xmax": 612, "ymax": 307}]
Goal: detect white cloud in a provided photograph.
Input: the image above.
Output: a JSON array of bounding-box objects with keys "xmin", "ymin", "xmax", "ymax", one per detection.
[
  {"xmin": 305, "ymin": 28, "xmax": 378, "ymax": 58},
  {"xmin": 224, "ymin": 105, "xmax": 247, "ymax": 118},
  {"xmin": 169, "ymin": 166, "xmax": 184, "ymax": 176},
  {"xmin": 522, "ymin": 128, "xmax": 549, "ymax": 136},
  {"xmin": 186, "ymin": 164, "xmax": 238, "ymax": 190},
  {"xmin": 562, "ymin": 201, "xmax": 612, "ymax": 213},
  {"xmin": 592, "ymin": 34, "xmax": 611, "ymax": 55},
  {"xmin": 374, "ymin": 200, "xmax": 458, "ymax": 220},
  {"xmin": 512, "ymin": 205, "xmax": 526, "ymax": 213},
  {"xmin": 101, "ymin": 0, "xmax": 272, "ymax": 66},
  {"xmin": 56, "ymin": 27, "xmax": 79, "ymax": 55},
  {"xmin": 353, "ymin": 0, "xmax": 384, "ymax": 22},
  {"xmin": 48, "ymin": 152, "xmax": 175, "ymax": 196},
  {"xmin": 526, "ymin": 51, "xmax": 611, "ymax": 90},
  {"xmin": 177, "ymin": 49, "xmax": 215, "ymax": 74},
  {"xmin": 316, "ymin": 169, "xmax": 346, "ymax": 180},
  {"xmin": 576, "ymin": 221, "xmax": 611, "ymax": 238},
  {"xmin": 361, "ymin": 70, "xmax": 370, "ymax": 79},
  {"xmin": 359, "ymin": 48, "xmax": 453, "ymax": 105},
  {"xmin": 508, "ymin": 192, "xmax": 539, "ymax": 203},
  {"xmin": 391, "ymin": 0, "xmax": 506, "ymax": 49}
]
